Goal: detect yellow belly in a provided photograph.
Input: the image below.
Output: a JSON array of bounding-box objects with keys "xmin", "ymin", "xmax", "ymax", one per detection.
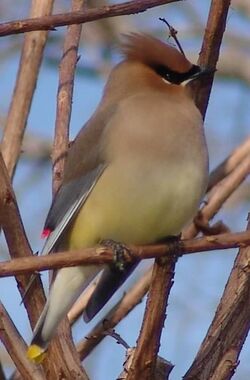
[{"xmin": 65, "ymin": 160, "xmax": 205, "ymax": 249}]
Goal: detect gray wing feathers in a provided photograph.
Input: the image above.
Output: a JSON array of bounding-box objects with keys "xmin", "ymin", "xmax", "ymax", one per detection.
[{"xmin": 41, "ymin": 165, "xmax": 105, "ymax": 255}]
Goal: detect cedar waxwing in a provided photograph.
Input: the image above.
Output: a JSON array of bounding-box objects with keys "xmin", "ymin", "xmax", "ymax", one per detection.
[{"xmin": 27, "ymin": 33, "xmax": 209, "ymax": 362}]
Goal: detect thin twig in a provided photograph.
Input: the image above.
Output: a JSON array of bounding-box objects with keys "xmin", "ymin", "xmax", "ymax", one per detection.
[
  {"xmin": 159, "ymin": 17, "xmax": 185, "ymax": 56},
  {"xmin": 104, "ymin": 328, "xmax": 130, "ymax": 350},
  {"xmin": 0, "ymin": 0, "xmax": 181, "ymax": 37},
  {"xmin": 183, "ymin": 217, "xmax": 250, "ymax": 380},
  {"xmin": 0, "ymin": 0, "xmax": 54, "ymax": 179}
]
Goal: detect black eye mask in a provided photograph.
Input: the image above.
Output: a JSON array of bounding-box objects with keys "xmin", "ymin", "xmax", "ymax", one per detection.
[{"xmin": 153, "ymin": 64, "xmax": 201, "ymax": 85}]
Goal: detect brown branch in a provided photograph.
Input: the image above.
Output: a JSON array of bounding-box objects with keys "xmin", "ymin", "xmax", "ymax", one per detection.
[
  {"xmin": 0, "ymin": 0, "xmax": 181, "ymax": 37},
  {"xmin": 118, "ymin": 348, "xmax": 173, "ymax": 380},
  {"xmin": 52, "ymin": 0, "xmax": 85, "ymax": 195},
  {"xmin": 0, "ymin": 302, "xmax": 45, "ymax": 380},
  {"xmin": 191, "ymin": 0, "xmax": 231, "ymax": 117},
  {"xmin": 0, "ymin": 231, "xmax": 249, "ymax": 277},
  {"xmin": 0, "ymin": 0, "xmax": 54, "ymax": 179},
  {"xmin": 126, "ymin": 255, "xmax": 177, "ymax": 380},
  {"xmin": 44, "ymin": 318, "xmax": 89, "ymax": 380},
  {"xmin": 0, "ymin": 153, "xmax": 46, "ymax": 327},
  {"xmin": 183, "ymin": 217, "xmax": 250, "ymax": 380}
]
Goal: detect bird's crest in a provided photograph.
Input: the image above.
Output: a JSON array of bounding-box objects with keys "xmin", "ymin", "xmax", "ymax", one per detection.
[{"xmin": 121, "ymin": 33, "xmax": 192, "ymax": 74}]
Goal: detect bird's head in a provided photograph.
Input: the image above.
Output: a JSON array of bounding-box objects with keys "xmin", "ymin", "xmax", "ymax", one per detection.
[{"xmin": 120, "ymin": 33, "xmax": 211, "ymax": 86}]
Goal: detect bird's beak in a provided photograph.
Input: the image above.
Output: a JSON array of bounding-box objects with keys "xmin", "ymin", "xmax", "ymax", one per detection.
[{"xmin": 190, "ymin": 67, "xmax": 216, "ymax": 82}]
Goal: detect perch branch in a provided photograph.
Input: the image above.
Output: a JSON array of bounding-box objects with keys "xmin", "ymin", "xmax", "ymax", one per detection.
[
  {"xmin": 0, "ymin": 231, "xmax": 249, "ymax": 277},
  {"xmin": 0, "ymin": 0, "xmax": 180, "ymax": 37}
]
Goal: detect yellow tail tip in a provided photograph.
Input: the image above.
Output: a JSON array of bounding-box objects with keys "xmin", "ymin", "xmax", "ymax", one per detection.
[{"xmin": 27, "ymin": 344, "xmax": 46, "ymax": 364}]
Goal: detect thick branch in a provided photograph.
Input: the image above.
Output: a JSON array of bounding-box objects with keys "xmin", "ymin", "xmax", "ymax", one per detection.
[
  {"xmin": 0, "ymin": 302, "xmax": 45, "ymax": 380},
  {"xmin": 0, "ymin": 152, "xmax": 45, "ymax": 327},
  {"xmin": 0, "ymin": 0, "xmax": 54, "ymax": 178},
  {"xmin": 0, "ymin": 0, "xmax": 180, "ymax": 37},
  {"xmin": 0, "ymin": 231, "xmax": 249, "ymax": 277},
  {"xmin": 191, "ymin": 0, "xmax": 232, "ymax": 117},
  {"xmin": 184, "ymin": 217, "xmax": 250, "ymax": 380},
  {"xmin": 126, "ymin": 256, "xmax": 177, "ymax": 380}
]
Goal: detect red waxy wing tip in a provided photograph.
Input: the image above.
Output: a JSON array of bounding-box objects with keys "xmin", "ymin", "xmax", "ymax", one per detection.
[{"xmin": 41, "ymin": 228, "xmax": 52, "ymax": 239}]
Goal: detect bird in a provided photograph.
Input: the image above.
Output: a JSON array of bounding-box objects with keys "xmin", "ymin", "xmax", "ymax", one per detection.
[{"xmin": 27, "ymin": 33, "xmax": 209, "ymax": 362}]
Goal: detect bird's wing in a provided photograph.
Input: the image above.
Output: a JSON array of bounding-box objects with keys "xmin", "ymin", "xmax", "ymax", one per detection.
[
  {"xmin": 41, "ymin": 105, "xmax": 116, "ymax": 255},
  {"xmin": 41, "ymin": 166, "xmax": 105, "ymax": 255}
]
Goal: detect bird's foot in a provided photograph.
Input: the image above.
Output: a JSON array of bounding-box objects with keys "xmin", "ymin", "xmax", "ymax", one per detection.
[{"xmin": 100, "ymin": 239, "xmax": 133, "ymax": 271}]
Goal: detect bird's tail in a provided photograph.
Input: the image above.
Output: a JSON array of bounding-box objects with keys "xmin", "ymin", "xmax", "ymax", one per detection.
[{"xmin": 27, "ymin": 265, "xmax": 102, "ymax": 363}]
